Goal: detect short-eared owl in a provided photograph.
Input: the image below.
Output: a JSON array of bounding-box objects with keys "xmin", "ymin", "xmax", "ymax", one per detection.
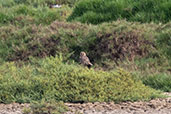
[{"xmin": 80, "ymin": 52, "xmax": 93, "ymax": 68}]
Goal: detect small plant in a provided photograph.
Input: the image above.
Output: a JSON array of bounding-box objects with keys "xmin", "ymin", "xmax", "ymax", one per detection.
[
  {"xmin": 23, "ymin": 99, "xmax": 69, "ymax": 114},
  {"xmin": 23, "ymin": 107, "xmax": 31, "ymax": 114}
]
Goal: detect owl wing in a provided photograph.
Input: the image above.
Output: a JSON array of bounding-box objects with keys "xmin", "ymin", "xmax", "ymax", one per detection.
[{"xmin": 82, "ymin": 56, "xmax": 93, "ymax": 66}]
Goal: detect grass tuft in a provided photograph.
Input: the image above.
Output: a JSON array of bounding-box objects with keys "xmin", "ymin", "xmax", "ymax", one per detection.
[{"xmin": 142, "ymin": 74, "xmax": 171, "ymax": 92}]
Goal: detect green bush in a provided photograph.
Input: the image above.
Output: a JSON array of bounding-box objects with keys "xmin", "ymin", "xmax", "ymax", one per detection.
[
  {"xmin": 0, "ymin": 20, "xmax": 170, "ymax": 94},
  {"xmin": 68, "ymin": 0, "xmax": 171, "ymax": 24},
  {"xmin": 0, "ymin": 21, "xmax": 96, "ymax": 61},
  {"xmin": 0, "ymin": 21, "xmax": 170, "ymax": 67},
  {"xmin": 0, "ymin": 56, "xmax": 160, "ymax": 103}
]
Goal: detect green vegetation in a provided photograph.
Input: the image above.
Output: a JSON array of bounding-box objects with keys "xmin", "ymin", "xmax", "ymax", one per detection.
[
  {"xmin": 0, "ymin": 0, "xmax": 170, "ymax": 107},
  {"xmin": 0, "ymin": 20, "xmax": 170, "ymax": 69},
  {"xmin": 23, "ymin": 100, "xmax": 68, "ymax": 114},
  {"xmin": 68, "ymin": 0, "xmax": 171, "ymax": 24},
  {"xmin": 0, "ymin": 56, "xmax": 160, "ymax": 103},
  {"xmin": 0, "ymin": 4, "xmax": 72, "ymax": 26},
  {"xmin": 0, "ymin": 0, "xmax": 79, "ymax": 7},
  {"xmin": 142, "ymin": 73, "xmax": 171, "ymax": 92}
]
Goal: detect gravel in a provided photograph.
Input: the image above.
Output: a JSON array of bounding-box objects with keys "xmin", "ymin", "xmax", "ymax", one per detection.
[
  {"xmin": 0, "ymin": 103, "xmax": 29, "ymax": 114},
  {"xmin": 65, "ymin": 97, "xmax": 171, "ymax": 114},
  {"xmin": 0, "ymin": 93, "xmax": 170, "ymax": 114}
]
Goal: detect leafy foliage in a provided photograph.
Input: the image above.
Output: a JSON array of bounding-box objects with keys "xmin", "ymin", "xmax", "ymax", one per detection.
[{"xmin": 0, "ymin": 56, "xmax": 160, "ymax": 103}]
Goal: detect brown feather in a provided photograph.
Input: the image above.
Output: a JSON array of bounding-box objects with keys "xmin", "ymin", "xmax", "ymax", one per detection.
[{"xmin": 80, "ymin": 52, "xmax": 93, "ymax": 68}]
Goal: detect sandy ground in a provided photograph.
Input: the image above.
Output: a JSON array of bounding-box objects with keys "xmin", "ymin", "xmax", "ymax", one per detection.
[{"xmin": 0, "ymin": 93, "xmax": 170, "ymax": 114}]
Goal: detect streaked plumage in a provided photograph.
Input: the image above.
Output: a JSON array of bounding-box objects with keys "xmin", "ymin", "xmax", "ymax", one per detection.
[{"xmin": 80, "ymin": 52, "xmax": 93, "ymax": 68}]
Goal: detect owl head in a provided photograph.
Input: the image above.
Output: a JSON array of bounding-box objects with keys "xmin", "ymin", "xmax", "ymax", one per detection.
[{"xmin": 80, "ymin": 51, "xmax": 86, "ymax": 57}]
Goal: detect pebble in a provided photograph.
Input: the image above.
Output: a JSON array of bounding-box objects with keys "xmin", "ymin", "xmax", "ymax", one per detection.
[{"xmin": 0, "ymin": 93, "xmax": 170, "ymax": 114}]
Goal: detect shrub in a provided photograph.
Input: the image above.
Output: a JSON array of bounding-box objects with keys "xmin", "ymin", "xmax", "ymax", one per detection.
[
  {"xmin": 0, "ymin": 25, "xmax": 38, "ymax": 61},
  {"xmin": 0, "ymin": 21, "xmax": 95, "ymax": 61},
  {"xmin": 68, "ymin": 0, "xmax": 171, "ymax": 24},
  {"xmin": 0, "ymin": 21, "xmax": 170, "ymax": 67},
  {"xmin": 0, "ymin": 21, "xmax": 170, "ymax": 84},
  {"xmin": 0, "ymin": 56, "xmax": 160, "ymax": 103}
]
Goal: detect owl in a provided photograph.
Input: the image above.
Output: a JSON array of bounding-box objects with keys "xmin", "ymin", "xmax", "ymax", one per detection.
[{"xmin": 80, "ymin": 51, "xmax": 93, "ymax": 68}]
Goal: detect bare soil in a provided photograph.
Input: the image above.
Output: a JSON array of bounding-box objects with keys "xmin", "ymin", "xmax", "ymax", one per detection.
[{"xmin": 0, "ymin": 93, "xmax": 170, "ymax": 114}]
